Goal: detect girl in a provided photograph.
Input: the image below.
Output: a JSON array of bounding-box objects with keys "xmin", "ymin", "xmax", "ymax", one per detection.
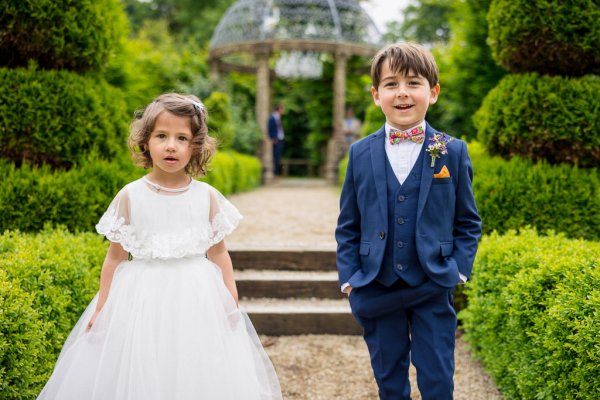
[{"xmin": 38, "ymin": 93, "xmax": 282, "ymax": 399}]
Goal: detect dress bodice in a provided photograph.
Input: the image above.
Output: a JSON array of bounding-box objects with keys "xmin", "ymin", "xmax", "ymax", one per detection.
[{"xmin": 96, "ymin": 178, "xmax": 241, "ymax": 259}]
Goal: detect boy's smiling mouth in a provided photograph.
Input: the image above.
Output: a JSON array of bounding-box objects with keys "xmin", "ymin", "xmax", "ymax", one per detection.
[{"xmin": 395, "ymin": 104, "xmax": 414, "ymax": 110}]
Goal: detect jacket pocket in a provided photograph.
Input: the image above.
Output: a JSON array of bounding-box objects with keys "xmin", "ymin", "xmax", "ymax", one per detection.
[
  {"xmin": 440, "ymin": 241, "xmax": 453, "ymax": 257},
  {"xmin": 359, "ymin": 241, "xmax": 371, "ymax": 256}
]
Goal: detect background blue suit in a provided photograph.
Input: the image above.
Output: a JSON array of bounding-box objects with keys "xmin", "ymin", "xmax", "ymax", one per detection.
[
  {"xmin": 336, "ymin": 122, "xmax": 481, "ymax": 399},
  {"xmin": 268, "ymin": 112, "xmax": 283, "ymax": 175}
]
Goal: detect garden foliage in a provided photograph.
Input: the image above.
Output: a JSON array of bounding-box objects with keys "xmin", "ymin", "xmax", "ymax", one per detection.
[
  {"xmin": 340, "ymin": 142, "xmax": 599, "ymax": 241},
  {"xmin": 474, "ymin": 73, "xmax": 600, "ymax": 168},
  {"xmin": 460, "ymin": 229, "xmax": 600, "ymax": 399},
  {"xmin": 0, "ymin": 0, "xmax": 127, "ymax": 72},
  {"xmin": 487, "ymin": 0, "xmax": 600, "ymax": 76},
  {"xmin": 0, "ymin": 151, "xmax": 261, "ymax": 233},
  {"xmin": 0, "ymin": 229, "xmax": 106, "ymax": 399},
  {"xmin": 0, "ymin": 67, "xmax": 130, "ymax": 168}
]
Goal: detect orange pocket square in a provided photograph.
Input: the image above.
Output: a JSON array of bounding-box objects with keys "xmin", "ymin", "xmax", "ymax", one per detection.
[{"xmin": 433, "ymin": 165, "xmax": 450, "ymax": 178}]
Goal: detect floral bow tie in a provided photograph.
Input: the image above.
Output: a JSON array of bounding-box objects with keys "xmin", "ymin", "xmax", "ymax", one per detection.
[{"xmin": 388, "ymin": 126, "xmax": 425, "ymax": 145}]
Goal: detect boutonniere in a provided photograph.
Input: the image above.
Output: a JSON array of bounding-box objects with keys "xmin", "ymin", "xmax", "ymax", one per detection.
[{"xmin": 426, "ymin": 133, "xmax": 454, "ymax": 167}]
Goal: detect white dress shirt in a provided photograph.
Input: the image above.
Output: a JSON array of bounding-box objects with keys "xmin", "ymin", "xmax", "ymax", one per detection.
[{"xmin": 384, "ymin": 122, "xmax": 426, "ymax": 185}]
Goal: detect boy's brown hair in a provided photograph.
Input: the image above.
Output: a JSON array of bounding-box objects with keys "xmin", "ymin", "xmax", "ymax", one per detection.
[
  {"xmin": 371, "ymin": 42, "xmax": 439, "ymax": 89},
  {"xmin": 128, "ymin": 93, "xmax": 217, "ymax": 177}
]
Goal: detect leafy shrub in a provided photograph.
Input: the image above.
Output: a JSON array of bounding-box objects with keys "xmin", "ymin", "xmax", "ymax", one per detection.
[
  {"xmin": 203, "ymin": 151, "xmax": 262, "ymax": 195},
  {"xmin": 204, "ymin": 91, "xmax": 234, "ymax": 149},
  {"xmin": 0, "ymin": 269, "xmax": 49, "ymax": 399},
  {"xmin": 0, "ymin": 229, "xmax": 106, "ymax": 397},
  {"xmin": 469, "ymin": 142, "xmax": 599, "ymax": 241},
  {"xmin": 0, "ymin": 67, "xmax": 130, "ymax": 168},
  {"xmin": 0, "ymin": 0, "xmax": 127, "ymax": 72},
  {"xmin": 0, "ymin": 157, "xmax": 143, "ymax": 232},
  {"xmin": 360, "ymin": 102, "xmax": 385, "ymax": 137},
  {"xmin": 460, "ymin": 229, "xmax": 600, "ymax": 399},
  {"xmin": 474, "ymin": 73, "xmax": 600, "ymax": 168},
  {"xmin": 487, "ymin": 0, "xmax": 600, "ymax": 76},
  {"xmin": 0, "ymin": 150, "xmax": 260, "ymax": 232}
]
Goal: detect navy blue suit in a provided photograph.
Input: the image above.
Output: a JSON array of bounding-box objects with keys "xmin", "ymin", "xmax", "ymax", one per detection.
[
  {"xmin": 268, "ymin": 113, "xmax": 283, "ymax": 175},
  {"xmin": 336, "ymin": 123, "xmax": 481, "ymax": 399}
]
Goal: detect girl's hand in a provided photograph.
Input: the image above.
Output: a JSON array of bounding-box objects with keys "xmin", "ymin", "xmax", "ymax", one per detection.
[{"xmin": 86, "ymin": 310, "xmax": 101, "ymax": 332}]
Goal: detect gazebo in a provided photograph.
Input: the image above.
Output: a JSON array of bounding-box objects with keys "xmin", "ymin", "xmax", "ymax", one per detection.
[{"xmin": 208, "ymin": 0, "xmax": 383, "ymax": 182}]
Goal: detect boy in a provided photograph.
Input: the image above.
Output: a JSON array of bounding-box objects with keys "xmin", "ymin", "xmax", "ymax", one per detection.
[{"xmin": 335, "ymin": 42, "xmax": 481, "ymax": 399}]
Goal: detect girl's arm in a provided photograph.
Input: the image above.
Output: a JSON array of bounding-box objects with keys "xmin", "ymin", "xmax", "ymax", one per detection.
[
  {"xmin": 208, "ymin": 240, "xmax": 238, "ymax": 304},
  {"xmin": 87, "ymin": 241, "xmax": 128, "ymax": 330}
]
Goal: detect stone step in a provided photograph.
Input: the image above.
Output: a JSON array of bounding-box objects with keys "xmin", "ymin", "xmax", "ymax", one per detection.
[
  {"xmin": 241, "ymin": 298, "xmax": 362, "ymax": 335},
  {"xmin": 230, "ymin": 249, "xmax": 336, "ymax": 271},
  {"xmin": 236, "ymin": 270, "xmax": 344, "ymax": 299}
]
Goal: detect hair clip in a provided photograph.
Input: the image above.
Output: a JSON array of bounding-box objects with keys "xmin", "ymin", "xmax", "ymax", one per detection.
[{"xmin": 192, "ymin": 101, "xmax": 204, "ymax": 113}]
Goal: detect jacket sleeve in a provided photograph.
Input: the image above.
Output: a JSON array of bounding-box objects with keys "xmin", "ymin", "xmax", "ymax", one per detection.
[
  {"xmin": 335, "ymin": 145, "xmax": 362, "ymax": 287},
  {"xmin": 452, "ymin": 141, "xmax": 482, "ymax": 279}
]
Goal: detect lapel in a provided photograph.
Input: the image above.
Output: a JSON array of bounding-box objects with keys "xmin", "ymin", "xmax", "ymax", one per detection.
[
  {"xmin": 417, "ymin": 122, "xmax": 436, "ymax": 222},
  {"xmin": 369, "ymin": 126, "xmax": 388, "ymax": 224}
]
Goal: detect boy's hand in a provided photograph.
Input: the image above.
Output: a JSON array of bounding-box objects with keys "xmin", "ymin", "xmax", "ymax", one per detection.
[{"xmin": 344, "ymin": 286, "xmax": 353, "ymax": 296}]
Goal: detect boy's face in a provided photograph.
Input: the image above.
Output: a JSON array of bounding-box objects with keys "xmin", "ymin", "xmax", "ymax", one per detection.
[{"xmin": 371, "ymin": 62, "xmax": 440, "ymax": 131}]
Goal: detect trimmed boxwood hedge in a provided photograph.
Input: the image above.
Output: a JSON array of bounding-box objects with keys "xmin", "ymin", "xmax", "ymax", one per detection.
[
  {"xmin": 469, "ymin": 141, "xmax": 600, "ymax": 241},
  {"xmin": 0, "ymin": 269, "xmax": 48, "ymax": 399},
  {"xmin": 487, "ymin": 0, "xmax": 600, "ymax": 76},
  {"xmin": 0, "ymin": 0, "xmax": 127, "ymax": 72},
  {"xmin": 0, "ymin": 67, "xmax": 130, "ymax": 168},
  {"xmin": 0, "ymin": 228, "xmax": 106, "ymax": 399},
  {"xmin": 474, "ymin": 73, "xmax": 600, "ymax": 168},
  {"xmin": 460, "ymin": 229, "xmax": 600, "ymax": 399},
  {"xmin": 0, "ymin": 150, "xmax": 262, "ymax": 232},
  {"xmin": 339, "ymin": 142, "xmax": 599, "ymax": 241}
]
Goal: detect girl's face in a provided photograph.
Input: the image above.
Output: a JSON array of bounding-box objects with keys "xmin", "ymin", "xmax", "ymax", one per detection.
[{"xmin": 147, "ymin": 111, "xmax": 193, "ymax": 179}]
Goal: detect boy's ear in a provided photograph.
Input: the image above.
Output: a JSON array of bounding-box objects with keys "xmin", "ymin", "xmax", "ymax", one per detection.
[
  {"xmin": 429, "ymin": 83, "xmax": 441, "ymax": 104},
  {"xmin": 371, "ymin": 86, "xmax": 381, "ymax": 106}
]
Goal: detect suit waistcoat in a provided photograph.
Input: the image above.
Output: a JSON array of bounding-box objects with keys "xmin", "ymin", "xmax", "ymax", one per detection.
[{"xmin": 376, "ymin": 146, "xmax": 428, "ymax": 287}]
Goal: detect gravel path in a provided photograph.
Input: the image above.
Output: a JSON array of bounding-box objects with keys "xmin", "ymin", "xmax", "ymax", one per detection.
[{"xmin": 227, "ymin": 179, "xmax": 502, "ymax": 399}]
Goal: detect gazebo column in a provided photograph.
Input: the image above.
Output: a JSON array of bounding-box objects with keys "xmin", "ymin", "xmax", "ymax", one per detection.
[
  {"xmin": 255, "ymin": 47, "xmax": 273, "ymax": 183},
  {"xmin": 325, "ymin": 50, "xmax": 349, "ymax": 183}
]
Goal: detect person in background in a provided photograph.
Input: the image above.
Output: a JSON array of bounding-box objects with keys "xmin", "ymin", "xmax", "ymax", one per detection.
[{"xmin": 268, "ymin": 103, "xmax": 285, "ymax": 176}]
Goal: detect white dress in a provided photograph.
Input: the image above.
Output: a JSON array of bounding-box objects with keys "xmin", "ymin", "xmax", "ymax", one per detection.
[{"xmin": 37, "ymin": 177, "xmax": 282, "ymax": 400}]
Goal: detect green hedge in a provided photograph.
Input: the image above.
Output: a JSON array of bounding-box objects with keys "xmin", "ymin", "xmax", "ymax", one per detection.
[
  {"xmin": 0, "ymin": 157, "xmax": 143, "ymax": 233},
  {"xmin": 469, "ymin": 142, "xmax": 600, "ymax": 241},
  {"xmin": 460, "ymin": 229, "xmax": 600, "ymax": 399},
  {"xmin": 0, "ymin": 0, "xmax": 127, "ymax": 72},
  {"xmin": 0, "ymin": 269, "xmax": 48, "ymax": 399},
  {"xmin": 0, "ymin": 151, "xmax": 261, "ymax": 232},
  {"xmin": 0, "ymin": 67, "xmax": 130, "ymax": 168},
  {"xmin": 487, "ymin": 0, "xmax": 600, "ymax": 76},
  {"xmin": 474, "ymin": 73, "xmax": 600, "ymax": 168},
  {"xmin": 0, "ymin": 229, "xmax": 106, "ymax": 398},
  {"xmin": 202, "ymin": 151, "xmax": 262, "ymax": 195},
  {"xmin": 339, "ymin": 142, "xmax": 600, "ymax": 241}
]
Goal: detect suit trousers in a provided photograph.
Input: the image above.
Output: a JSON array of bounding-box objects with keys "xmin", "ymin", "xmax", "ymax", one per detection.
[{"xmin": 349, "ymin": 279, "xmax": 456, "ymax": 400}]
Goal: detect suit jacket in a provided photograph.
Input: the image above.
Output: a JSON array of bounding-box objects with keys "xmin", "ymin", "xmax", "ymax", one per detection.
[
  {"xmin": 335, "ymin": 122, "xmax": 482, "ymax": 289},
  {"xmin": 268, "ymin": 113, "xmax": 280, "ymax": 140}
]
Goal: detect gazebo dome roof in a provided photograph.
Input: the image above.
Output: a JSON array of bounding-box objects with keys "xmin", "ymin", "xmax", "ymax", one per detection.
[{"xmin": 210, "ymin": 0, "xmax": 383, "ymax": 58}]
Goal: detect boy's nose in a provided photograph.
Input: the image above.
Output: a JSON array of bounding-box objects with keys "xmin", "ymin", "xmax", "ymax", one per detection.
[{"xmin": 396, "ymin": 85, "xmax": 408, "ymax": 96}]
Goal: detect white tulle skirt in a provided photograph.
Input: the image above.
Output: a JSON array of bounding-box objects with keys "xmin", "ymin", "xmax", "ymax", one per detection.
[{"xmin": 37, "ymin": 256, "xmax": 282, "ymax": 400}]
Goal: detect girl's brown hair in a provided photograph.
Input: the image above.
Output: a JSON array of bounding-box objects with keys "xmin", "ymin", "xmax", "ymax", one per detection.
[{"xmin": 128, "ymin": 93, "xmax": 217, "ymax": 177}]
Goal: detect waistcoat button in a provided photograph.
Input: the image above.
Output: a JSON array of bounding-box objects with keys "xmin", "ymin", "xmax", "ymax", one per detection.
[
  {"xmin": 398, "ymin": 195, "xmax": 405, "ymax": 202},
  {"xmin": 397, "ymin": 241, "xmax": 405, "ymax": 248},
  {"xmin": 379, "ymin": 231, "xmax": 385, "ymax": 240},
  {"xmin": 396, "ymin": 263, "xmax": 404, "ymax": 271},
  {"xmin": 397, "ymin": 217, "xmax": 405, "ymax": 225}
]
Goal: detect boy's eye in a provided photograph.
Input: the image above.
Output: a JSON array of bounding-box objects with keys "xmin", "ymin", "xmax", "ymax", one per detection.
[
  {"xmin": 178, "ymin": 136, "xmax": 189, "ymax": 141},
  {"xmin": 156, "ymin": 133, "xmax": 166, "ymax": 139},
  {"xmin": 385, "ymin": 82, "xmax": 398, "ymax": 87},
  {"xmin": 409, "ymin": 80, "xmax": 420, "ymax": 85}
]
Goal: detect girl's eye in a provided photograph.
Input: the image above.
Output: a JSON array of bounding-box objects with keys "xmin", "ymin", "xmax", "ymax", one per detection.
[
  {"xmin": 156, "ymin": 133, "xmax": 166, "ymax": 139},
  {"xmin": 179, "ymin": 136, "xmax": 189, "ymax": 141}
]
